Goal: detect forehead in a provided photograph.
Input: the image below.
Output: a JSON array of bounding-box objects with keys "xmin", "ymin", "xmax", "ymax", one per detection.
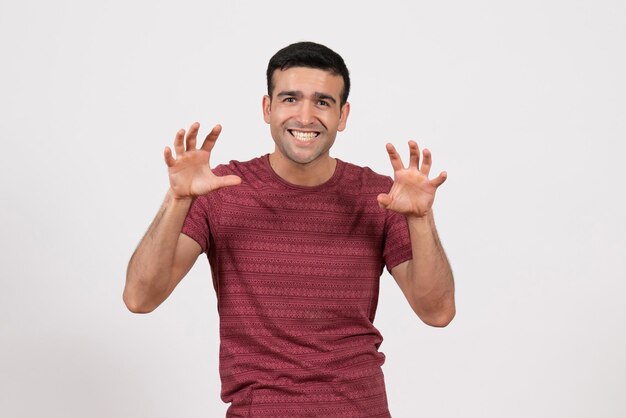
[{"xmin": 271, "ymin": 67, "xmax": 344, "ymax": 98}]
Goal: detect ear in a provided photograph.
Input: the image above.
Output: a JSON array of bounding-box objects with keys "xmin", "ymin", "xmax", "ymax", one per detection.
[
  {"xmin": 337, "ymin": 101, "xmax": 351, "ymax": 132},
  {"xmin": 262, "ymin": 95, "xmax": 271, "ymax": 124}
]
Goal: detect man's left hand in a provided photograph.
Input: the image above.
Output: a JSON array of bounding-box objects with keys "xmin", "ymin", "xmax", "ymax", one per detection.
[{"xmin": 377, "ymin": 141, "xmax": 447, "ymax": 218}]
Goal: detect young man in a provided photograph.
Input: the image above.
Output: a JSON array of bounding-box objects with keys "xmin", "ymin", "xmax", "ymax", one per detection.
[{"xmin": 124, "ymin": 42, "xmax": 455, "ymax": 417}]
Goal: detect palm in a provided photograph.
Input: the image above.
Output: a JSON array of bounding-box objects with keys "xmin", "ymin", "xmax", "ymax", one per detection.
[
  {"xmin": 378, "ymin": 141, "xmax": 447, "ymax": 218},
  {"xmin": 164, "ymin": 123, "xmax": 241, "ymax": 199}
]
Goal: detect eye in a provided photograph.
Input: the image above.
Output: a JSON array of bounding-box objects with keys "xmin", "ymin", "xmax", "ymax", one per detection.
[
  {"xmin": 283, "ymin": 97, "xmax": 296, "ymax": 103},
  {"xmin": 317, "ymin": 100, "xmax": 329, "ymax": 107}
]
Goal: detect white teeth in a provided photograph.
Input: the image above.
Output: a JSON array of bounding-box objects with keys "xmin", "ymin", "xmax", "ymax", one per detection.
[{"xmin": 290, "ymin": 130, "xmax": 318, "ymax": 141}]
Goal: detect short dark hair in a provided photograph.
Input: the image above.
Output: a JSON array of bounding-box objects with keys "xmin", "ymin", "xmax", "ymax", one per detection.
[{"xmin": 266, "ymin": 41, "xmax": 351, "ymax": 107}]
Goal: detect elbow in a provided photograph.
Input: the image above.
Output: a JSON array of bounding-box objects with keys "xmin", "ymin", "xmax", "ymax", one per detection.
[
  {"xmin": 123, "ymin": 288, "xmax": 157, "ymax": 314},
  {"xmin": 412, "ymin": 297, "xmax": 456, "ymax": 328},
  {"xmin": 123, "ymin": 266, "xmax": 167, "ymax": 314},
  {"xmin": 420, "ymin": 307, "xmax": 456, "ymax": 328}
]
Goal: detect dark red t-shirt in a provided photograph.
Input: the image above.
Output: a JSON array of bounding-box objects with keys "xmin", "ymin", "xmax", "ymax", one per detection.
[{"xmin": 182, "ymin": 155, "xmax": 412, "ymax": 417}]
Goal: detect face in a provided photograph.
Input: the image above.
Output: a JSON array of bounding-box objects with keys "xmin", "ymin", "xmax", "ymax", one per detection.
[{"xmin": 263, "ymin": 67, "xmax": 350, "ymax": 166}]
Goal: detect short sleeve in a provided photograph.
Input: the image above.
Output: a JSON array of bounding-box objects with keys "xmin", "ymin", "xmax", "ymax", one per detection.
[
  {"xmin": 383, "ymin": 209, "xmax": 413, "ymax": 273},
  {"xmin": 181, "ymin": 196, "xmax": 211, "ymax": 254}
]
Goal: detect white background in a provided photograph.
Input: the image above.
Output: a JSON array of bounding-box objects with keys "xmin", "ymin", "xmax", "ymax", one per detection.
[{"xmin": 1, "ymin": 0, "xmax": 625, "ymax": 417}]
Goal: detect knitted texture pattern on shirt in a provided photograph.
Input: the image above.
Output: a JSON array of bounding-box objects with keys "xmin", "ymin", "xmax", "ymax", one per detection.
[{"xmin": 182, "ymin": 155, "xmax": 412, "ymax": 417}]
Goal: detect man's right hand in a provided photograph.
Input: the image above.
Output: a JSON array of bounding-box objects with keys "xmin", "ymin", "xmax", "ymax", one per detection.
[{"xmin": 164, "ymin": 122, "xmax": 241, "ymax": 199}]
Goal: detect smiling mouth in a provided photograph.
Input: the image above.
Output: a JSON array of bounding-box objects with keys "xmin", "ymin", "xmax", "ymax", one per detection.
[{"xmin": 288, "ymin": 129, "xmax": 320, "ymax": 142}]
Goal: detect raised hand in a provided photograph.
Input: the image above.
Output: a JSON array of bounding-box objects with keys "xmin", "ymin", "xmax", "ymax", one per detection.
[
  {"xmin": 164, "ymin": 122, "xmax": 241, "ymax": 199},
  {"xmin": 377, "ymin": 141, "xmax": 447, "ymax": 218}
]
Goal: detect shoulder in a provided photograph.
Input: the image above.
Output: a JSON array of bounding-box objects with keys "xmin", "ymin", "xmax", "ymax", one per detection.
[
  {"xmin": 338, "ymin": 159, "xmax": 393, "ymax": 193},
  {"xmin": 191, "ymin": 157, "xmax": 269, "ymax": 210},
  {"xmin": 213, "ymin": 155, "xmax": 271, "ymax": 186},
  {"xmin": 212, "ymin": 155, "xmax": 265, "ymax": 175},
  {"xmin": 212, "ymin": 154, "xmax": 272, "ymax": 192}
]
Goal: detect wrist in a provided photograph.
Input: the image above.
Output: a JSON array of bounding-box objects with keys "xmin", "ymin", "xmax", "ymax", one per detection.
[
  {"xmin": 406, "ymin": 211, "xmax": 435, "ymax": 230},
  {"xmin": 167, "ymin": 188, "xmax": 193, "ymax": 204},
  {"xmin": 406, "ymin": 210, "xmax": 433, "ymax": 222}
]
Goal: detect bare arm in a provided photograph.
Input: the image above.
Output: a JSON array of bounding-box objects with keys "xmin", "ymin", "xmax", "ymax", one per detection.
[
  {"xmin": 390, "ymin": 213, "xmax": 455, "ymax": 327},
  {"xmin": 123, "ymin": 192, "xmax": 200, "ymax": 313},
  {"xmin": 378, "ymin": 141, "xmax": 455, "ymax": 327},
  {"xmin": 123, "ymin": 123, "xmax": 241, "ymax": 313}
]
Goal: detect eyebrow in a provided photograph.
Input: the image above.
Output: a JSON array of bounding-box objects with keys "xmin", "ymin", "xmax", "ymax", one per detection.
[{"xmin": 276, "ymin": 90, "xmax": 337, "ymax": 104}]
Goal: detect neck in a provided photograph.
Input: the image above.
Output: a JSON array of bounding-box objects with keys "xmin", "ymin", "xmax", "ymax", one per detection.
[{"xmin": 268, "ymin": 153, "xmax": 337, "ymax": 187}]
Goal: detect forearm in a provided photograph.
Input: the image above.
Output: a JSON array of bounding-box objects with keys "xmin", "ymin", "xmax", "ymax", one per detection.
[
  {"xmin": 404, "ymin": 212, "xmax": 455, "ymax": 326},
  {"xmin": 124, "ymin": 189, "xmax": 193, "ymax": 312}
]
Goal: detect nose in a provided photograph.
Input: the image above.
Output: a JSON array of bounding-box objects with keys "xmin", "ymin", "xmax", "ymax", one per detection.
[{"xmin": 296, "ymin": 100, "xmax": 315, "ymax": 125}]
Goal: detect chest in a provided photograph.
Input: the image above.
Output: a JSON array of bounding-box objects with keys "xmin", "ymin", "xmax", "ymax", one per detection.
[{"xmin": 210, "ymin": 187, "xmax": 387, "ymax": 276}]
